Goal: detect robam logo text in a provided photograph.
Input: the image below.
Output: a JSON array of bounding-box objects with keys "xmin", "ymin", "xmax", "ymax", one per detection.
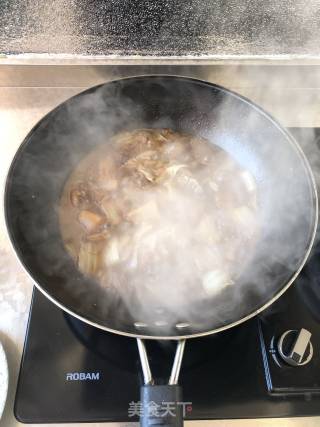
[{"xmin": 66, "ymin": 372, "xmax": 100, "ymax": 381}]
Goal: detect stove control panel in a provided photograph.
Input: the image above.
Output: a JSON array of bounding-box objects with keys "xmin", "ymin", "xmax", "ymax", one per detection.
[
  {"xmin": 259, "ymin": 315, "xmax": 320, "ymax": 395},
  {"xmin": 257, "ymin": 263, "xmax": 320, "ymax": 396},
  {"xmin": 277, "ymin": 328, "xmax": 313, "ymax": 367}
]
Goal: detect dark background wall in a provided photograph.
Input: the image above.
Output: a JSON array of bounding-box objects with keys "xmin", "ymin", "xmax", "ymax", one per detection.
[{"xmin": 0, "ymin": 0, "xmax": 320, "ymax": 56}]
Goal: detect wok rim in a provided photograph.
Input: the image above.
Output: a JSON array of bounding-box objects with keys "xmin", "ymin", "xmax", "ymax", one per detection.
[{"xmin": 4, "ymin": 74, "xmax": 319, "ymax": 340}]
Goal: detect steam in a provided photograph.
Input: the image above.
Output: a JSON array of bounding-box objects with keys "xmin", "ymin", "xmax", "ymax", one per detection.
[
  {"xmin": 92, "ymin": 138, "xmax": 258, "ymax": 327},
  {"xmin": 57, "ymin": 80, "xmax": 317, "ymax": 336},
  {"xmin": 9, "ymin": 77, "xmax": 318, "ymax": 337}
]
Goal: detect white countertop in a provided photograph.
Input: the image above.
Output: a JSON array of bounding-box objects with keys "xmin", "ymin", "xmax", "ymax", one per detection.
[{"xmin": 1, "ymin": 64, "xmax": 320, "ymax": 427}]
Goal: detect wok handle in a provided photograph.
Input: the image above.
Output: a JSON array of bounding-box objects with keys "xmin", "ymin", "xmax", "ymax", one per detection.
[
  {"xmin": 140, "ymin": 384, "xmax": 183, "ymax": 427},
  {"xmin": 137, "ymin": 339, "xmax": 186, "ymax": 427}
]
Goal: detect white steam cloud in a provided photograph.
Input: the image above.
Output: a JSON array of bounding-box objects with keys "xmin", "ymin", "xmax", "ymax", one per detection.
[
  {"xmin": 56, "ymin": 79, "xmax": 317, "ymax": 337},
  {"xmin": 8, "ymin": 76, "xmax": 317, "ymax": 338}
]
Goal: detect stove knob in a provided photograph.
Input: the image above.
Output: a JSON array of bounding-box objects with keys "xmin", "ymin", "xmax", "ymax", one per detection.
[{"xmin": 277, "ymin": 328, "xmax": 313, "ymax": 367}]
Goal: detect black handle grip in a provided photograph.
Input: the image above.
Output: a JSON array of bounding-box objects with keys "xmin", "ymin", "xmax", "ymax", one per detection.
[{"xmin": 140, "ymin": 384, "xmax": 183, "ymax": 427}]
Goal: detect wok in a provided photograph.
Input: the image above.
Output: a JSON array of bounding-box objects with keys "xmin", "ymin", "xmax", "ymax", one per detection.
[{"xmin": 5, "ymin": 76, "xmax": 318, "ymax": 426}]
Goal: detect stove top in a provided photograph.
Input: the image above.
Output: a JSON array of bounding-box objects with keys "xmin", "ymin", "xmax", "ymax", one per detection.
[{"xmin": 14, "ymin": 129, "xmax": 320, "ymax": 424}]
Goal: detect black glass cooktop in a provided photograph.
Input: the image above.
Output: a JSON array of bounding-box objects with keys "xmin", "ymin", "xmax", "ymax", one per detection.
[{"xmin": 15, "ymin": 128, "xmax": 320, "ymax": 424}]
